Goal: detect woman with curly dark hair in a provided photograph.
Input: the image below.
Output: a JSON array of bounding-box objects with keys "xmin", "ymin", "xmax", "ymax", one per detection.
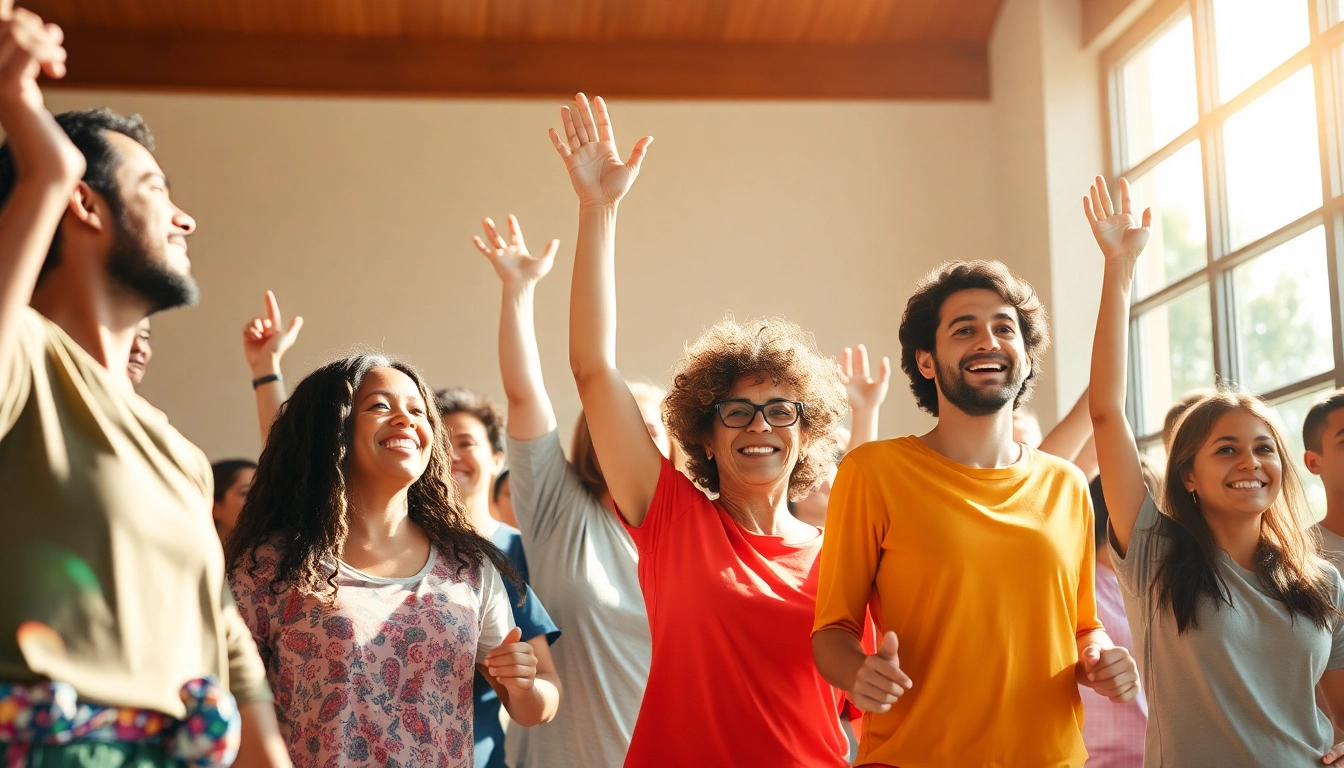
[
  {"xmin": 226, "ymin": 354, "xmax": 556, "ymax": 768},
  {"xmin": 550, "ymin": 93, "xmax": 851, "ymax": 767}
]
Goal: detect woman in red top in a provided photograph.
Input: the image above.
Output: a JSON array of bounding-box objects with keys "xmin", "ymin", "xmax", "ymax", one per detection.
[{"xmin": 549, "ymin": 93, "xmax": 852, "ymax": 767}]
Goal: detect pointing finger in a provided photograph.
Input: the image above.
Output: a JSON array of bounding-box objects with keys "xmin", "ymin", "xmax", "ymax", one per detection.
[
  {"xmin": 264, "ymin": 290, "xmax": 282, "ymax": 326},
  {"xmin": 541, "ymin": 238, "xmax": 560, "ymax": 260}
]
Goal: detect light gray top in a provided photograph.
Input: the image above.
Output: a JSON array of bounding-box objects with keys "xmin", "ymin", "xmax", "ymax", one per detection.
[
  {"xmin": 1314, "ymin": 524, "xmax": 1344, "ymax": 572},
  {"xmin": 505, "ymin": 430, "xmax": 651, "ymax": 768},
  {"xmin": 1111, "ymin": 495, "xmax": 1344, "ymax": 767}
]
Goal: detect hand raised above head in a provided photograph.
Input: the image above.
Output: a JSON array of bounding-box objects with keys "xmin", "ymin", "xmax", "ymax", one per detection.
[
  {"xmin": 472, "ymin": 214, "xmax": 559, "ymax": 287},
  {"xmin": 0, "ymin": 1, "xmax": 68, "ymax": 101},
  {"xmin": 242, "ymin": 290, "xmax": 303, "ymax": 376},
  {"xmin": 549, "ymin": 93, "xmax": 653, "ymax": 209},
  {"xmin": 1083, "ymin": 176, "xmax": 1152, "ymax": 267},
  {"xmin": 841, "ymin": 344, "xmax": 891, "ymax": 412}
]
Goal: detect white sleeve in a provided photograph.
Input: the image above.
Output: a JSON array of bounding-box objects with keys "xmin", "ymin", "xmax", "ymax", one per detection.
[{"xmin": 475, "ymin": 560, "xmax": 516, "ymax": 662}]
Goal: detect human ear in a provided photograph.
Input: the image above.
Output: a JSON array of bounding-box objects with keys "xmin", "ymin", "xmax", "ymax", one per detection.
[
  {"xmin": 1305, "ymin": 450, "xmax": 1324, "ymax": 476},
  {"xmin": 915, "ymin": 348, "xmax": 936, "ymax": 381},
  {"xmin": 67, "ymin": 182, "xmax": 108, "ymax": 233}
]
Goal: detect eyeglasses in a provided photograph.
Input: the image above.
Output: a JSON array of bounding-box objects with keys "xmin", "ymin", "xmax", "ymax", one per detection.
[{"xmin": 713, "ymin": 399, "xmax": 804, "ymax": 429}]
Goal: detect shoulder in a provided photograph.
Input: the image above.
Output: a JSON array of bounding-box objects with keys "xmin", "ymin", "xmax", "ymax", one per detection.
[
  {"xmin": 1025, "ymin": 447, "xmax": 1089, "ymax": 488},
  {"xmin": 842, "ymin": 436, "xmax": 920, "ymax": 469}
]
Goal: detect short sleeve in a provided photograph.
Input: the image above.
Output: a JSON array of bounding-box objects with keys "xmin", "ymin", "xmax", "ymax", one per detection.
[
  {"xmin": 1073, "ymin": 479, "xmax": 1104, "ymax": 638},
  {"xmin": 507, "ymin": 430, "xmax": 594, "ymax": 545},
  {"xmin": 623, "ymin": 457, "xmax": 698, "ymax": 558},
  {"xmin": 475, "ymin": 561, "xmax": 517, "ymax": 662},
  {"xmin": 1108, "ymin": 493, "xmax": 1168, "ymax": 599},
  {"xmin": 507, "ymin": 581, "xmax": 561, "ymax": 647},
  {"xmin": 813, "ymin": 448, "xmax": 889, "ymax": 640},
  {"xmin": 1328, "ymin": 566, "xmax": 1344, "ymax": 671},
  {"xmin": 227, "ymin": 547, "xmax": 280, "ymax": 670},
  {"xmin": 0, "ymin": 308, "xmax": 39, "ymax": 438},
  {"xmin": 220, "ymin": 582, "xmax": 273, "ymax": 705}
]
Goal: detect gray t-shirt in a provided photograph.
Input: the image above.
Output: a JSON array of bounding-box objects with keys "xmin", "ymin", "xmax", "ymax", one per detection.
[
  {"xmin": 1314, "ymin": 524, "xmax": 1344, "ymax": 572},
  {"xmin": 505, "ymin": 430, "xmax": 651, "ymax": 768},
  {"xmin": 1111, "ymin": 495, "xmax": 1344, "ymax": 766}
]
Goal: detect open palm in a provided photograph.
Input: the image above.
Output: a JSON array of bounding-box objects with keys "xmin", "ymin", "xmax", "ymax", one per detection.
[
  {"xmin": 549, "ymin": 93, "xmax": 652, "ymax": 208},
  {"xmin": 1084, "ymin": 176, "xmax": 1152, "ymax": 265},
  {"xmin": 473, "ymin": 214, "xmax": 559, "ymax": 285}
]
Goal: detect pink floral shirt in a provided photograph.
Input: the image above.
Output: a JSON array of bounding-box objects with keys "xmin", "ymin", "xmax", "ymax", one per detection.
[{"xmin": 230, "ymin": 545, "xmax": 513, "ymax": 768}]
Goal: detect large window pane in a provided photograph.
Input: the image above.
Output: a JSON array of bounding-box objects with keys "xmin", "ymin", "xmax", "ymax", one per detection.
[
  {"xmin": 1120, "ymin": 15, "xmax": 1198, "ymax": 167},
  {"xmin": 1232, "ymin": 226, "xmax": 1334, "ymax": 393},
  {"xmin": 1223, "ymin": 67, "xmax": 1322, "ymax": 251},
  {"xmin": 1131, "ymin": 141, "xmax": 1207, "ymax": 299},
  {"xmin": 1272, "ymin": 386, "xmax": 1334, "ymax": 519},
  {"xmin": 1212, "ymin": 0, "xmax": 1310, "ymax": 103},
  {"xmin": 1136, "ymin": 284, "xmax": 1215, "ymax": 435}
]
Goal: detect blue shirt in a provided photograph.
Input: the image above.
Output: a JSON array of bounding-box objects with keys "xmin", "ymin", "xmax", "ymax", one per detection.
[{"xmin": 474, "ymin": 523, "xmax": 560, "ymax": 768}]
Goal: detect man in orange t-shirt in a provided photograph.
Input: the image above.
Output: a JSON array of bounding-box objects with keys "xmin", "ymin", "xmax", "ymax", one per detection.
[{"xmin": 812, "ymin": 261, "xmax": 1141, "ymax": 767}]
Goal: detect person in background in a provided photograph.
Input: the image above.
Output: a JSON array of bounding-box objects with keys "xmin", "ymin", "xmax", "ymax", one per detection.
[
  {"xmin": 242, "ymin": 289, "xmax": 303, "ymax": 445},
  {"xmin": 211, "ymin": 458, "xmax": 256, "ymax": 543},
  {"xmin": 813, "ymin": 259, "xmax": 1136, "ymax": 767},
  {"xmin": 790, "ymin": 344, "xmax": 889, "ymax": 528},
  {"xmin": 475, "ymin": 211, "xmax": 661, "ymax": 767},
  {"xmin": 1015, "ymin": 388, "xmax": 1099, "ymax": 479},
  {"xmin": 1305, "ymin": 390, "xmax": 1344, "ymax": 568},
  {"xmin": 491, "ymin": 469, "xmax": 517, "ymax": 527},
  {"xmin": 1080, "ymin": 473, "xmax": 1148, "ymax": 767},
  {"xmin": 1163, "ymin": 389, "xmax": 1214, "ymax": 452},
  {"xmin": 227, "ymin": 355, "xmax": 554, "ymax": 767},
  {"xmin": 127, "ymin": 315, "xmax": 151, "ymax": 386},
  {"xmin": 435, "ymin": 385, "xmax": 563, "ymax": 768},
  {"xmin": 0, "ymin": 8, "xmax": 288, "ymax": 763},
  {"xmin": 1086, "ymin": 174, "xmax": 1344, "ymax": 764}
]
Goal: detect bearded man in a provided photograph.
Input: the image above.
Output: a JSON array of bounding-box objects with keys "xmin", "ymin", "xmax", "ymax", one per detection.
[{"xmin": 811, "ymin": 261, "xmax": 1140, "ymax": 768}]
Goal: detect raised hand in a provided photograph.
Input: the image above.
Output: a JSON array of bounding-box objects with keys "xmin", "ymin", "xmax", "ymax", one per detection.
[
  {"xmin": 242, "ymin": 290, "xmax": 303, "ymax": 377},
  {"xmin": 851, "ymin": 631, "xmax": 913, "ymax": 713},
  {"xmin": 1084, "ymin": 176, "xmax": 1152, "ymax": 266},
  {"xmin": 0, "ymin": 0, "xmax": 80, "ymax": 182},
  {"xmin": 484, "ymin": 627, "xmax": 538, "ymax": 693},
  {"xmin": 549, "ymin": 93, "xmax": 652, "ymax": 209},
  {"xmin": 841, "ymin": 344, "xmax": 891, "ymax": 413},
  {"xmin": 472, "ymin": 215, "xmax": 559, "ymax": 287},
  {"xmin": 1078, "ymin": 643, "xmax": 1140, "ymax": 704}
]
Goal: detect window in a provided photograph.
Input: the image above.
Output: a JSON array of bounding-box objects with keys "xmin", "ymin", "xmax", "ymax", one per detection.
[{"xmin": 1103, "ymin": 0, "xmax": 1344, "ymax": 512}]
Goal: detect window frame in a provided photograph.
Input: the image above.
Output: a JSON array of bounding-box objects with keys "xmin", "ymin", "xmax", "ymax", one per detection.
[{"xmin": 1101, "ymin": 0, "xmax": 1344, "ymax": 457}]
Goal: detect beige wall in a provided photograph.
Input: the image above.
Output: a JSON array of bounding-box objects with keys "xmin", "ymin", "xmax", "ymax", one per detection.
[{"xmin": 43, "ymin": 91, "xmax": 1005, "ymax": 461}]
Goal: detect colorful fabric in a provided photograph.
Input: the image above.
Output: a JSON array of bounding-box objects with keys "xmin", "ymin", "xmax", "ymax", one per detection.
[
  {"xmin": 229, "ymin": 544, "xmax": 514, "ymax": 768},
  {"xmin": 0, "ymin": 676, "xmax": 239, "ymax": 768},
  {"xmin": 814, "ymin": 437, "xmax": 1102, "ymax": 767},
  {"xmin": 1078, "ymin": 563, "xmax": 1147, "ymax": 767},
  {"xmin": 621, "ymin": 458, "xmax": 849, "ymax": 768}
]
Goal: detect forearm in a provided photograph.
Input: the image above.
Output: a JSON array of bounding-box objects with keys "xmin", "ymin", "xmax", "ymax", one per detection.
[
  {"xmin": 848, "ymin": 405, "xmax": 880, "ymax": 451},
  {"xmin": 1039, "ymin": 389, "xmax": 1092, "ymax": 462},
  {"xmin": 568, "ymin": 204, "xmax": 619, "ymax": 382},
  {"xmin": 1089, "ymin": 262, "xmax": 1135, "ymax": 426},
  {"xmin": 500, "ymin": 674, "xmax": 561, "ymax": 727},
  {"xmin": 250, "ymin": 356, "xmax": 286, "ymax": 446},
  {"xmin": 811, "ymin": 628, "xmax": 866, "ymax": 693},
  {"xmin": 500, "ymin": 280, "xmax": 557, "ymax": 439},
  {"xmin": 0, "ymin": 178, "xmax": 76, "ymax": 370},
  {"xmin": 235, "ymin": 701, "xmax": 292, "ymax": 768}
]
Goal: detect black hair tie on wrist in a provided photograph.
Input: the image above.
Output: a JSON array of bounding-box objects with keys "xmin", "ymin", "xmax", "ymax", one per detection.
[{"xmin": 251, "ymin": 374, "xmax": 282, "ymax": 389}]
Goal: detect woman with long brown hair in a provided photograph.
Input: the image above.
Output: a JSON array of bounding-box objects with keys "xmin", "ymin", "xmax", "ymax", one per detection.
[
  {"xmin": 226, "ymin": 354, "xmax": 557, "ymax": 767},
  {"xmin": 1086, "ymin": 176, "xmax": 1344, "ymax": 765}
]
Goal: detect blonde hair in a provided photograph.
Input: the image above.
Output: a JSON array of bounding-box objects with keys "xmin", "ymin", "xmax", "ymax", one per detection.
[{"xmin": 570, "ymin": 381, "xmax": 667, "ymax": 500}]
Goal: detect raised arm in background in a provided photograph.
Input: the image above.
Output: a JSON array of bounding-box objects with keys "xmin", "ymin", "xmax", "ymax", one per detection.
[
  {"xmin": 0, "ymin": 2, "xmax": 82, "ymax": 377},
  {"xmin": 550, "ymin": 93, "xmax": 661, "ymax": 525},
  {"xmin": 840, "ymin": 344, "xmax": 890, "ymax": 451},
  {"xmin": 1085, "ymin": 176, "xmax": 1152, "ymax": 556},
  {"xmin": 1039, "ymin": 388, "xmax": 1093, "ymax": 464},
  {"xmin": 473, "ymin": 215, "xmax": 562, "ymax": 441},
  {"xmin": 242, "ymin": 290, "xmax": 303, "ymax": 445}
]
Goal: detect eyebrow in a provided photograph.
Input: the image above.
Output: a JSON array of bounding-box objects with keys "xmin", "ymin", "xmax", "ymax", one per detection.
[
  {"xmin": 946, "ymin": 312, "xmax": 1017, "ymax": 328},
  {"xmin": 140, "ymin": 171, "xmax": 170, "ymax": 189},
  {"xmin": 360, "ymin": 390, "xmax": 424, "ymax": 404},
  {"xmin": 1211, "ymin": 434, "xmax": 1274, "ymax": 444}
]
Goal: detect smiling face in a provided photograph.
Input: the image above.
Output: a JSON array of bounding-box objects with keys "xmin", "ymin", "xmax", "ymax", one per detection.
[
  {"xmin": 704, "ymin": 375, "xmax": 803, "ymax": 499},
  {"xmin": 102, "ymin": 131, "xmax": 200, "ymax": 313},
  {"xmin": 917, "ymin": 288, "xmax": 1031, "ymax": 418},
  {"xmin": 212, "ymin": 466, "xmax": 254, "ymax": 539},
  {"xmin": 1182, "ymin": 409, "xmax": 1283, "ymax": 520},
  {"xmin": 126, "ymin": 317, "xmax": 152, "ymax": 387},
  {"xmin": 347, "ymin": 367, "xmax": 434, "ymax": 492},
  {"xmin": 444, "ymin": 412, "xmax": 504, "ymax": 503}
]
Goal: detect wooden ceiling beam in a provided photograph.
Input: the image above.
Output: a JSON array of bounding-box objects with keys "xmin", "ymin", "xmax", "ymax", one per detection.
[{"xmin": 50, "ymin": 27, "xmax": 989, "ymax": 100}]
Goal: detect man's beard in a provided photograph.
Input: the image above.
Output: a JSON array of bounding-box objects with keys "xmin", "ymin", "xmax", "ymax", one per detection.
[
  {"xmin": 933, "ymin": 352, "xmax": 1028, "ymax": 417},
  {"xmin": 105, "ymin": 207, "xmax": 199, "ymax": 314}
]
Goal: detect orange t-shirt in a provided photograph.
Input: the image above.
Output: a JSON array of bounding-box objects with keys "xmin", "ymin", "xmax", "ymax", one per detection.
[
  {"xmin": 623, "ymin": 459, "xmax": 849, "ymax": 767},
  {"xmin": 814, "ymin": 437, "xmax": 1102, "ymax": 768}
]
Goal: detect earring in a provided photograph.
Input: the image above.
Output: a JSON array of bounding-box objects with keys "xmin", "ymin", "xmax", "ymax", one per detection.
[{"xmin": 1190, "ymin": 488, "xmax": 1199, "ymax": 506}]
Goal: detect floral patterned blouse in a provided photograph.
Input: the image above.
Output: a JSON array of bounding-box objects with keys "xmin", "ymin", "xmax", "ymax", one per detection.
[{"xmin": 229, "ymin": 544, "xmax": 514, "ymax": 768}]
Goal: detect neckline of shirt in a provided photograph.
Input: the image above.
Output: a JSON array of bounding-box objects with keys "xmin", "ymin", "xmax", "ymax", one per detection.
[
  {"xmin": 339, "ymin": 545, "xmax": 437, "ymax": 586},
  {"xmin": 902, "ymin": 434, "xmax": 1034, "ymax": 480}
]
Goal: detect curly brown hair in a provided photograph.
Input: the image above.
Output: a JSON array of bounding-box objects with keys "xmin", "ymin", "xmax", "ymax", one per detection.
[
  {"xmin": 665, "ymin": 317, "xmax": 847, "ymax": 501},
  {"xmin": 898, "ymin": 260, "xmax": 1050, "ymax": 416},
  {"xmin": 435, "ymin": 386, "xmax": 506, "ymax": 454},
  {"xmin": 226, "ymin": 354, "xmax": 518, "ymax": 599}
]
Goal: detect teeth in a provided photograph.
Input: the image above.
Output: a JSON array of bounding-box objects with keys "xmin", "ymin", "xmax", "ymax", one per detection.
[
  {"xmin": 1230, "ymin": 481, "xmax": 1264, "ymax": 489},
  {"xmin": 740, "ymin": 446, "xmax": 776, "ymax": 455},
  {"xmin": 382, "ymin": 438, "xmax": 419, "ymax": 450}
]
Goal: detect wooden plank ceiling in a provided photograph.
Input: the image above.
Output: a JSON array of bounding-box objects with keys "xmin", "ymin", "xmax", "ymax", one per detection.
[{"xmin": 26, "ymin": 0, "xmax": 1005, "ymax": 99}]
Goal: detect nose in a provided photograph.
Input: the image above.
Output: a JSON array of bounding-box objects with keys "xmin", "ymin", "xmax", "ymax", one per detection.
[
  {"xmin": 974, "ymin": 327, "xmax": 1002, "ymax": 352},
  {"xmin": 1237, "ymin": 450, "xmax": 1261, "ymax": 470},
  {"xmin": 745, "ymin": 409, "xmax": 773, "ymax": 433},
  {"xmin": 389, "ymin": 406, "xmax": 412, "ymax": 428},
  {"xmin": 173, "ymin": 206, "xmax": 196, "ymax": 235}
]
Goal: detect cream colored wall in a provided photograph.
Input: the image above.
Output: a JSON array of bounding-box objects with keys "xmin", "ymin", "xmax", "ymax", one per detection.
[{"xmin": 42, "ymin": 91, "xmax": 1003, "ymax": 461}]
